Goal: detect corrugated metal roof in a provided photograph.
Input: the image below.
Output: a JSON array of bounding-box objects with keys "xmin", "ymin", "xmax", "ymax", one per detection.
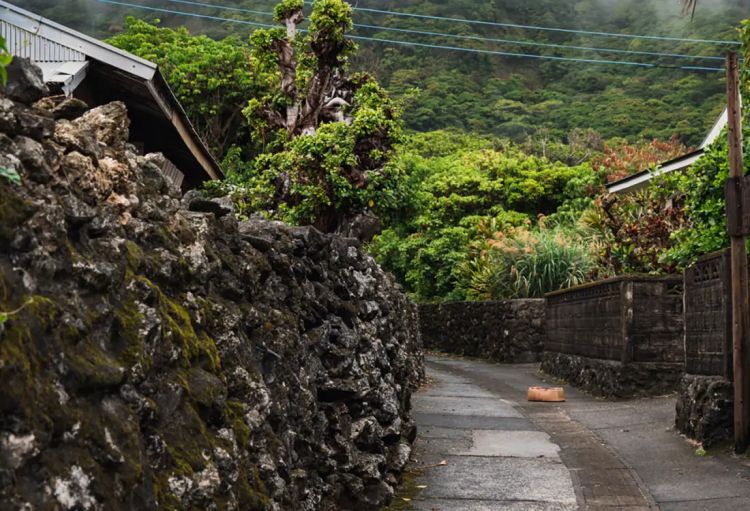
[
  {"xmin": 0, "ymin": 0, "xmax": 155, "ymax": 80},
  {"xmin": 1, "ymin": 19, "xmax": 86, "ymax": 62}
]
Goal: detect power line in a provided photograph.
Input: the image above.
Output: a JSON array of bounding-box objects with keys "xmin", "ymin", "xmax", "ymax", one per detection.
[
  {"xmin": 307, "ymin": 1, "xmax": 741, "ymax": 47},
  {"xmin": 353, "ymin": 23, "xmax": 725, "ymax": 62},
  {"xmin": 348, "ymin": 34, "xmax": 723, "ymax": 72},
  {"xmin": 160, "ymin": 0, "xmax": 725, "ymax": 62},
  {"xmin": 93, "ymin": 0, "xmax": 724, "ymax": 72}
]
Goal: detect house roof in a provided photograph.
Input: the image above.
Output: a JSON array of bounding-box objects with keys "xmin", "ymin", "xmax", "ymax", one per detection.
[
  {"xmin": 0, "ymin": 0, "xmax": 223, "ymax": 187},
  {"xmin": 605, "ymin": 147, "xmax": 705, "ymax": 194},
  {"xmin": 605, "ymin": 106, "xmax": 729, "ymax": 194}
]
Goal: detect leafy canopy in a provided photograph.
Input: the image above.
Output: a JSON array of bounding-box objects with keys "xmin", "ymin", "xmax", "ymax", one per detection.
[
  {"xmin": 108, "ymin": 18, "xmax": 258, "ymax": 158},
  {"xmin": 218, "ymin": 0, "xmax": 405, "ymax": 234},
  {"xmin": 369, "ymin": 131, "xmax": 599, "ymax": 301}
]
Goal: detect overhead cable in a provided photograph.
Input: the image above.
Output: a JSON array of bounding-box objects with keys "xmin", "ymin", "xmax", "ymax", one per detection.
[
  {"xmin": 302, "ymin": 1, "xmax": 741, "ymax": 46},
  {"xmin": 93, "ymin": 0, "xmax": 724, "ymax": 72},
  {"xmin": 159, "ymin": 0, "xmax": 726, "ymax": 61}
]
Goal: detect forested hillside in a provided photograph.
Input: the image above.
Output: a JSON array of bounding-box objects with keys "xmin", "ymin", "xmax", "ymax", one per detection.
[{"xmin": 23, "ymin": 0, "xmax": 744, "ymax": 145}]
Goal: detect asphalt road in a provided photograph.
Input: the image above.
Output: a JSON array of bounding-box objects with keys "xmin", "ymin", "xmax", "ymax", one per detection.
[{"xmin": 400, "ymin": 354, "xmax": 750, "ymax": 510}]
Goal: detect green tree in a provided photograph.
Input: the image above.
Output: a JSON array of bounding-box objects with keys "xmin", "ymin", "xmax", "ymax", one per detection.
[
  {"xmin": 108, "ymin": 18, "xmax": 258, "ymax": 158},
  {"xmin": 662, "ymin": 18, "xmax": 750, "ymax": 267},
  {"xmin": 224, "ymin": 0, "xmax": 405, "ymax": 235},
  {"xmin": 0, "ymin": 36, "xmax": 12, "ymax": 86},
  {"xmin": 369, "ymin": 130, "xmax": 599, "ymax": 301}
]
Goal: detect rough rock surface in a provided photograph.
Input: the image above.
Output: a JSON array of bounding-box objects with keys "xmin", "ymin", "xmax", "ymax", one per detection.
[
  {"xmin": 0, "ymin": 60, "xmax": 423, "ymax": 510},
  {"xmin": 540, "ymin": 352, "xmax": 682, "ymax": 398},
  {"xmin": 419, "ymin": 300, "xmax": 545, "ymax": 363},
  {"xmin": 675, "ymin": 374, "xmax": 733, "ymax": 448}
]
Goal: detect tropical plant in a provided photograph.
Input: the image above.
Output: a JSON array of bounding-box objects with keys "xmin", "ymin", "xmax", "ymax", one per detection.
[
  {"xmin": 682, "ymin": 0, "xmax": 698, "ymax": 18},
  {"xmin": 665, "ymin": 124, "xmax": 750, "ymax": 267},
  {"xmin": 369, "ymin": 131, "xmax": 600, "ymax": 301},
  {"xmin": 461, "ymin": 224, "xmax": 599, "ymax": 300},
  {"xmin": 593, "ymin": 137, "xmax": 690, "ymax": 182},
  {"xmin": 586, "ymin": 173, "xmax": 688, "ymax": 274}
]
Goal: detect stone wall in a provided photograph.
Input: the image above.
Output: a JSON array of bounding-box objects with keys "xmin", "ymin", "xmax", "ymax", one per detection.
[
  {"xmin": 675, "ymin": 374, "xmax": 733, "ymax": 448},
  {"xmin": 419, "ymin": 300, "xmax": 545, "ymax": 363},
  {"xmin": 540, "ymin": 353, "xmax": 683, "ymax": 398},
  {"xmin": 0, "ymin": 60, "xmax": 423, "ymax": 511}
]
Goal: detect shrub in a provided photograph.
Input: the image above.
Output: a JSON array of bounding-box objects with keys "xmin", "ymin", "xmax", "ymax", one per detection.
[
  {"xmin": 585, "ymin": 172, "xmax": 687, "ymax": 275},
  {"xmin": 461, "ymin": 224, "xmax": 600, "ymax": 300}
]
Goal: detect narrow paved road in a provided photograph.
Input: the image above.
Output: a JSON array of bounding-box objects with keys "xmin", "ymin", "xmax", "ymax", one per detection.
[{"xmin": 401, "ymin": 354, "xmax": 750, "ymax": 510}]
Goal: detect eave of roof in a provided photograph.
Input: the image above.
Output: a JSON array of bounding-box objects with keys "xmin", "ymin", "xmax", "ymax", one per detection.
[
  {"xmin": 149, "ymin": 70, "xmax": 223, "ymax": 180},
  {"xmin": 605, "ymin": 148, "xmax": 704, "ymax": 193},
  {"xmin": 0, "ymin": 0, "xmax": 223, "ymax": 182},
  {"xmin": 605, "ymin": 102, "xmax": 733, "ymax": 194}
]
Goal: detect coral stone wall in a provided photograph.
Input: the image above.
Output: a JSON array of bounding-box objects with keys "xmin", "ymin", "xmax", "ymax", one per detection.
[
  {"xmin": 675, "ymin": 374, "xmax": 733, "ymax": 448},
  {"xmin": 419, "ymin": 300, "xmax": 545, "ymax": 363},
  {"xmin": 0, "ymin": 60, "xmax": 422, "ymax": 511}
]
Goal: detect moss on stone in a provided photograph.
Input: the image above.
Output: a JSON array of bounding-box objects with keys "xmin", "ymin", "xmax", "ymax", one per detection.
[
  {"xmin": 125, "ymin": 240, "xmax": 145, "ymax": 272},
  {"xmin": 0, "ymin": 295, "xmax": 61, "ymax": 426},
  {"xmin": 112, "ymin": 291, "xmax": 149, "ymax": 371},
  {"xmin": 65, "ymin": 338, "xmax": 125, "ymax": 390},
  {"xmin": 0, "ymin": 182, "xmax": 35, "ymax": 248},
  {"xmin": 226, "ymin": 400, "xmax": 251, "ymax": 448}
]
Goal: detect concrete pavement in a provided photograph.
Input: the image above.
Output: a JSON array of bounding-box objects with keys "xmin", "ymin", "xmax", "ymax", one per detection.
[{"xmin": 396, "ymin": 354, "xmax": 750, "ymax": 510}]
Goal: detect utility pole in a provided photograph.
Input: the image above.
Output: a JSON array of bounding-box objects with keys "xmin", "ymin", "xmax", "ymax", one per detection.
[{"xmin": 725, "ymin": 52, "xmax": 749, "ymax": 454}]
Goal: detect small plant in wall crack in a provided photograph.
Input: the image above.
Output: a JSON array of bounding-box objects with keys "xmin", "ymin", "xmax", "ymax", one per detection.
[
  {"xmin": 0, "ymin": 166, "xmax": 21, "ymax": 185},
  {"xmin": 0, "ymin": 297, "xmax": 36, "ymax": 334}
]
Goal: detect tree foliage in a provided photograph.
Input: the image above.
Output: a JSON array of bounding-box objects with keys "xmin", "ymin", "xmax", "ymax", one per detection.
[
  {"xmin": 0, "ymin": 36, "xmax": 12, "ymax": 86},
  {"xmin": 461, "ymin": 223, "xmax": 599, "ymax": 300},
  {"xmin": 108, "ymin": 17, "xmax": 258, "ymax": 158},
  {"xmin": 28, "ymin": 0, "xmax": 744, "ymax": 148},
  {"xmin": 220, "ymin": 0, "xmax": 405, "ymax": 234},
  {"xmin": 369, "ymin": 131, "xmax": 599, "ymax": 301}
]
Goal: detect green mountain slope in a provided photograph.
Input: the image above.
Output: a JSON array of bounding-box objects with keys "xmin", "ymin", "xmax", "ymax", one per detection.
[{"xmin": 21, "ymin": 0, "xmax": 745, "ymax": 145}]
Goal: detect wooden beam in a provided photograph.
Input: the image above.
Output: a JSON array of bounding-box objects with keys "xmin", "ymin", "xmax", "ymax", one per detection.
[{"xmin": 726, "ymin": 52, "xmax": 750, "ymax": 454}]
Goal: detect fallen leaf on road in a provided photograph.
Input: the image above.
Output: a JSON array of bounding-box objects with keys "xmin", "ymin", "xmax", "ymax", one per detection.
[{"xmin": 416, "ymin": 485, "xmax": 427, "ymax": 489}]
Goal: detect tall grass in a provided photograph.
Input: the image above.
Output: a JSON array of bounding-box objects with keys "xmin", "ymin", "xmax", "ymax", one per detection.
[{"xmin": 462, "ymin": 226, "xmax": 597, "ymax": 300}]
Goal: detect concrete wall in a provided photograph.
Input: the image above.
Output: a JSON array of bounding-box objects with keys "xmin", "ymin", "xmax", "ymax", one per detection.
[
  {"xmin": 545, "ymin": 275, "xmax": 684, "ymax": 364},
  {"xmin": 677, "ymin": 250, "xmax": 735, "ymax": 446},
  {"xmin": 419, "ymin": 300, "xmax": 545, "ymax": 363},
  {"xmin": 542, "ymin": 276, "xmax": 685, "ymax": 398}
]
